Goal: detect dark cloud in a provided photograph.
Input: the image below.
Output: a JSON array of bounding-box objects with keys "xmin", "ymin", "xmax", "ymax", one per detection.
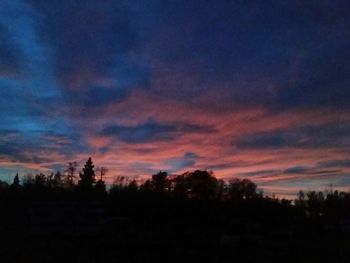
[
  {"xmin": 67, "ymin": 86, "xmax": 129, "ymax": 108},
  {"xmin": 306, "ymin": 169, "xmax": 342, "ymax": 175},
  {"xmin": 236, "ymin": 122, "xmax": 350, "ymax": 150},
  {"xmin": 100, "ymin": 120, "xmax": 174, "ymax": 144},
  {"xmin": 0, "ymin": 130, "xmax": 88, "ymax": 163},
  {"xmin": 28, "ymin": 0, "xmax": 141, "ymax": 88},
  {"xmin": 276, "ymin": 45, "xmax": 350, "ymax": 110},
  {"xmin": 283, "ymin": 165, "xmax": 345, "ymax": 179},
  {"xmin": 241, "ymin": 169, "xmax": 279, "ymax": 177},
  {"xmin": 176, "ymin": 123, "xmax": 215, "ymax": 134},
  {"xmin": 149, "ymin": 0, "xmax": 350, "ymax": 109},
  {"xmin": 166, "ymin": 152, "xmax": 198, "ymax": 171},
  {"xmin": 236, "ymin": 132, "xmax": 297, "ymax": 149},
  {"xmin": 0, "ymin": 87, "xmax": 40, "ymax": 118},
  {"xmin": 23, "ymin": 0, "xmax": 350, "ymax": 110},
  {"xmin": 101, "ymin": 120, "xmax": 213, "ymax": 144},
  {"xmin": 0, "ymin": 24, "xmax": 22, "ymax": 77},
  {"xmin": 284, "ymin": 166, "xmax": 309, "ymax": 174},
  {"xmin": 206, "ymin": 161, "xmax": 256, "ymax": 171},
  {"xmin": 318, "ymin": 159, "xmax": 350, "ymax": 169}
]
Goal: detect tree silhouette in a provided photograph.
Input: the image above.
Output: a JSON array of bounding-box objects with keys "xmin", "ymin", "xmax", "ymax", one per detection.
[
  {"xmin": 95, "ymin": 166, "xmax": 107, "ymax": 195},
  {"xmin": 172, "ymin": 174, "xmax": 188, "ymax": 198},
  {"xmin": 78, "ymin": 157, "xmax": 96, "ymax": 192},
  {"xmin": 170, "ymin": 170, "xmax": 218, "ymax": 199},
  {"xmin": 227, "ymin": 178, "xmax": 257, "ymax": 200},
  {"xmin": 186, "ymin": 170, "xmax": 218, "ymax": 200},
  {"xmin": 139, "ymin": 179, "xmax": 153, "ymax": 192},
  {"xmin": 52, "ymin": 171, "xmax": 63, "ymax": 188},
  {"xmin": 47, "ymin": 172, "xmax": 54, "ymax": 186},
  {"xmin": 65, "ymin": 161, "xmax": 77, "ymax": 188},
  {"xmin": 95, "ymin": 180, "xmax": 106, "ymax": 196},
  {"xmin": 10, "ymin": 173, "xmax": 20, "ymax": 190},
  {"xmin": 34, "ymin": 173, "xmax": 47, "ymax": 187},
  {"xmin": 152, "ymin": 171, "xmax": 168, "ymax": 192},
  {"xmin": 0, "ymin": 164, "xmax": 348, "ymax": 262},
  {"xmin": 97, "ymin": 166, "xmax": 108, "ymax": 181},
  {"xmin": 306, "ymin": 191, "xmax": 324, "ymax": 215},
  {"xmin": 127, "ymin": 179, "xmax": 138, "ymax": 192}
]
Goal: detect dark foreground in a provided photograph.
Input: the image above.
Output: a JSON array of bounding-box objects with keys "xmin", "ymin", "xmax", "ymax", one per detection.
[
  {"xmin": 0, "ymin": 167, "xmax": 349, "ymax": 262},
  {"xmin": 0, "ymin": 193, "xmax": 349, "ymax": 263}
]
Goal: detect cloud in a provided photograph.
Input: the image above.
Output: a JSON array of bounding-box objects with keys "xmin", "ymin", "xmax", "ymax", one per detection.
[
  {"xmin": 0, "ymin": 129, "xmax": 88, "ymax": 164},
  {"xmin": 0, "ymin": 24, "xmax": 22, "ymax": 77},
  {"xmin": 100, "ymin": 119, "xmax": 214, "ymax": 144},
  {"xmin": 165, "ymin": 152, "xmax": 198, "ymax": 172},
  {"xmin": 235, "ymin": 122, "xmax": 350, "ymax": 150},
  {"xmin": 241, "ymin": 169, "xmax": 279, "ymax": 177},
  {"xmin": 318, "ymin": 159, "xmax": 350, "ymax": 169},
  {"xmin": 236, "ymin": 133, "xmax": 297, "ymax": 149},
  {"xmin": 145, "ymin": 0, "xmax": 350, "ymax": 110},
  {"xmin": 284, "ymin": 166, "xmax": 309, "ymax": 174},
  {"xmin": 69, "ymin": 86, "xmax": 130, "ymax": 108},
  {"xmin": 28, "ymin": 0, "xmax": 143, "ymax": 89},
  {"xmin": 100, "ymin": 120, "xmax": 174, "ymax": 144},
  {"xmin": 283, "ymin": 165, "xmax": 344, "ymax": 177}
]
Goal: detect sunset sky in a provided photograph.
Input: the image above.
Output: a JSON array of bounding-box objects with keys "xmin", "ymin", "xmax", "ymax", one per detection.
[{"xmin": 0, "ymin": 0, "xmax": 349, "ymax": 197}]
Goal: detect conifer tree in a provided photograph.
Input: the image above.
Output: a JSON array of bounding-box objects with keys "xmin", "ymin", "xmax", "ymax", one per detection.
[
  {"xmin": 10, "ymin": 173, "xmax": 20, "ymax": 190},
  {"xmin": 78, "ymin": 157, "xmax": 96, "ymax": 192}
]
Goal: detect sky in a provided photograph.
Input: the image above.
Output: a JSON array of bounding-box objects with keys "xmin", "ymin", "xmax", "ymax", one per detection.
[{"xmin": 0, "ymin": 0, "xmax": 349, "ymax": 197}]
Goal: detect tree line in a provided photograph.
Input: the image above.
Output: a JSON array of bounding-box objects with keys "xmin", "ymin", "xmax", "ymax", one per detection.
[
  {"xmin": 0, "ymin": 157, "xmax": 349, "ymax": 262},
  {"xmin": 3, "ymin": 157, "xmax": 350, "ymax": 220}
]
